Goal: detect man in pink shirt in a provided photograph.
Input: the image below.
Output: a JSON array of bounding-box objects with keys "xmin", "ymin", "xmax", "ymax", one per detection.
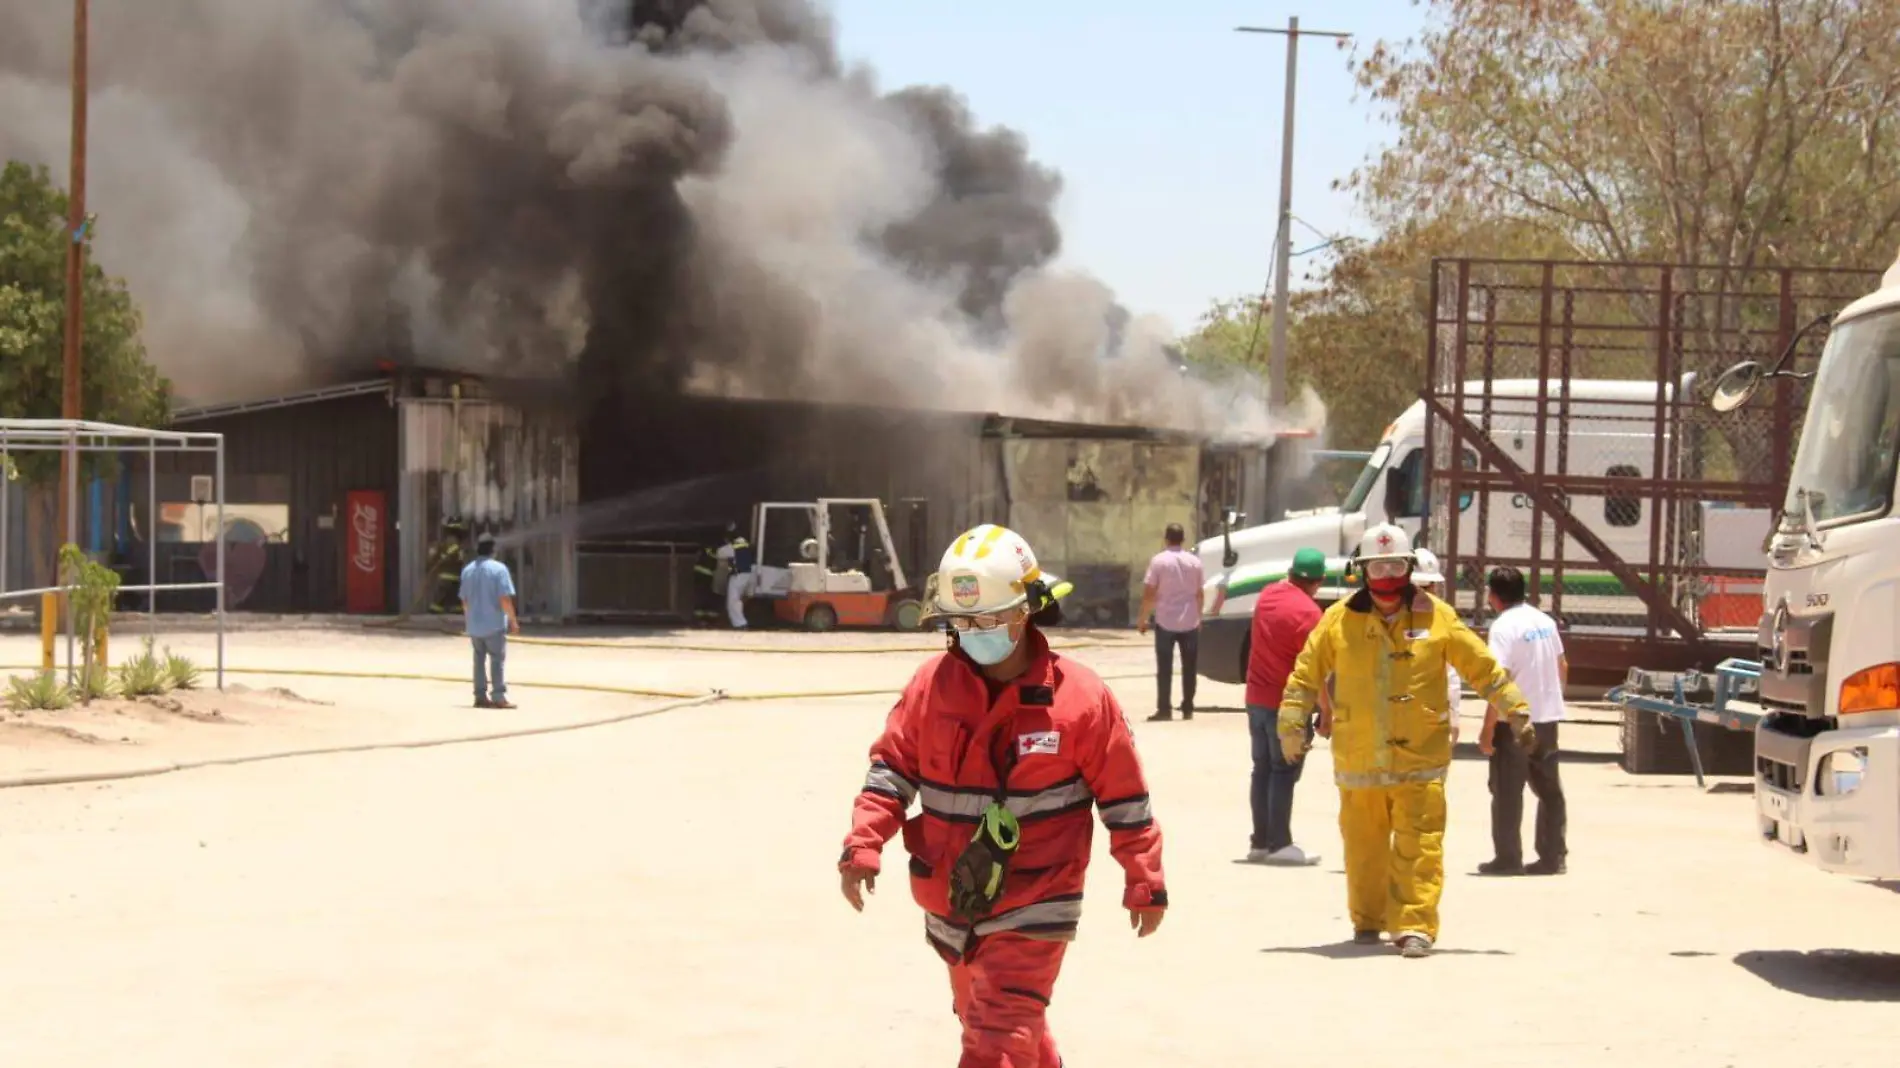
[{"xmin": 1138, "ymin": 523, "xmax": 1208, "ymax": 721}]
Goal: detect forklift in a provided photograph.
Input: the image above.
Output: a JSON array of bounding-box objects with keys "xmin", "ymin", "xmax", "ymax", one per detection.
[{"xmin": 747, "ymin": 498, "xmax": 925, "ymax": 631}]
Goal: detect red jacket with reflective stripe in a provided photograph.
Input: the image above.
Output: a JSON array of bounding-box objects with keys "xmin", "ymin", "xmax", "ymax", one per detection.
[{"xmin": 839, "ymin": 630, "xmax": 1168, "ymax": 935}]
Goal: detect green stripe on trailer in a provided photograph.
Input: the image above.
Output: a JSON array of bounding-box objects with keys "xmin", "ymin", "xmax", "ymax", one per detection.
[{"xmin": 1223, "ymin": 569, "xmax": 1349, "ymax": 599}]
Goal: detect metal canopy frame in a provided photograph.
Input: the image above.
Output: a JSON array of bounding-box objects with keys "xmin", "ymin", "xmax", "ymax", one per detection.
[{"xmin": 0, "ymin": 419, "xmax": 227, "ymax": 689}]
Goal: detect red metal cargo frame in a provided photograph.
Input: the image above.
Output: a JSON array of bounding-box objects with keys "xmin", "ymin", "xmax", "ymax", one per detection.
[{"xmin": 1420, "ymin": 258, "xmax": 1882, "ymax": 677}]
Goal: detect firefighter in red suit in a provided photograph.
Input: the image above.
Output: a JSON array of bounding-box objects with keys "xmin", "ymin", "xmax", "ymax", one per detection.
[{"xmin": 838, "ymin": 523, "xmax": 1168, "ymax": 1068}]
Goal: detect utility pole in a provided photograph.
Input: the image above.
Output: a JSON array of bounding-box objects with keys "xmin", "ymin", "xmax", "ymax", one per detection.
[
  {"xmin": 56, "ymin": 0, "xmax": 89, "ymax": 586},
  {"xmin": 1236, "ymin": 17, "xmax": 1351, "ymax": 410}
]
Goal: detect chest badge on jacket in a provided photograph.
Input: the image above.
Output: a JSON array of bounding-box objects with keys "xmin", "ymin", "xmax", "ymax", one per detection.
[{"xmin": 1017, "ymin": 731, "xmax": 1061, "ymax": 757}]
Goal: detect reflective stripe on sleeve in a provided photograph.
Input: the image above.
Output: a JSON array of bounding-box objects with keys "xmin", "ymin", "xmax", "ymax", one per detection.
[
  {"xmin": 918, "ymin": 777, "xmax": 1094, "ymax": 823},
  {"xmin": 1096, "ymin": 794, "xmax": 1154, "ymax": 830},
  {"xmin": 862, "ymin": 762, "xmax": 918, "ymax": 805}
]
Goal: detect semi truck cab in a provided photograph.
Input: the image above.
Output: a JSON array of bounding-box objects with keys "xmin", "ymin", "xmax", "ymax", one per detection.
[{"xmin": 1718, "ymin": 256, "xmax": 1900, "ymax": 879}]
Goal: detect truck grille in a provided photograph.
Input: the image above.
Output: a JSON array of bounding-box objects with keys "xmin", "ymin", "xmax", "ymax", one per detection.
[{"xmin": 1756, "ymin": 754, "xmax": 1802, "ymax": 792}]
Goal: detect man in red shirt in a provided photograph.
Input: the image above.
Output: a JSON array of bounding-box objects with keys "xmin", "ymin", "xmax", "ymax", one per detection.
[{"xmin": 1243, "ymin": 547, "xmax": 1328, "ymax": 865}]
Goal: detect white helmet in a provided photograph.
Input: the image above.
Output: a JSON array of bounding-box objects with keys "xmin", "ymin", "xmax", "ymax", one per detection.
[
  {"xmin": 923, "ymin": 524, "xmax": 1069, "ymax": 619},
  {"xmin": 1356, "ymin": 523, "xmax": 1415, "ymax": 563},
  {"xmin": 1412, "ymin": 547, "xmax": 1445, "ymax": 585}
]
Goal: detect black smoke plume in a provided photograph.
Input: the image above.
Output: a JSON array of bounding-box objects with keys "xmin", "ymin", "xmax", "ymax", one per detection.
[{"xmin": 0, "ymin": 0, "xmax": 1293, "ymax": 434}]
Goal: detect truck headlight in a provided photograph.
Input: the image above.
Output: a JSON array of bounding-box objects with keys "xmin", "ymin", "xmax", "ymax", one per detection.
[{"xmin": 1817, "ymin": 747, "xmax": 1867, "ymax": 797}]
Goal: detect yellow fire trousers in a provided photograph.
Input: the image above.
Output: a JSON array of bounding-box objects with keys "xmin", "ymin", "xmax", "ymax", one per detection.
[{"xmin": 1338, "ymin": 779, "xmax": 1446, "ymax": 942}]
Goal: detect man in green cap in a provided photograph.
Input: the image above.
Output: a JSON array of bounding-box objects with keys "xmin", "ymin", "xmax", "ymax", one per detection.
[{"xmin": 1242, "ymin": 547, "xmax": 1330, "ymax": 865}]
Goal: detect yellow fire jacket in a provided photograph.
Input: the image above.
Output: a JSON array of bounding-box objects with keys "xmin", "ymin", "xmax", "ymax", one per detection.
[{"xmin": 1279, "ymin": 587, "xmax": 1530, "ymax": 788}]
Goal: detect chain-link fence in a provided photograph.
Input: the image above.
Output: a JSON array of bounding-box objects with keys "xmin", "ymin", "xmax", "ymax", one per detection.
[{"xmin": 1421, "ymin": 258, "xmax": 1881, "ymax": 666}]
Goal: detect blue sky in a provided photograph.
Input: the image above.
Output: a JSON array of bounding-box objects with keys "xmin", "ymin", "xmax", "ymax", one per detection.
[{"xmin": 828, "ymin": 0, "xmax": 1432, "ymax": 335}]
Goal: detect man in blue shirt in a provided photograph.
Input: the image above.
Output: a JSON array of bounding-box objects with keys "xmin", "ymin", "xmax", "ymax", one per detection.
[{"xmin": 460, "ymin": 533, "xmax": 520, "ymax": 709}]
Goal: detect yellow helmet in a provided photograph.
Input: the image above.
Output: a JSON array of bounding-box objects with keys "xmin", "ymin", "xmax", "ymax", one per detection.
[{"xmin": 922, "ymin": 524, "xmax": 1071, "ymax": 620}]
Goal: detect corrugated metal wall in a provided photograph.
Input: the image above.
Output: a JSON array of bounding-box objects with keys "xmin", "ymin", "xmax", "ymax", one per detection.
[
  {"xmin": 398, "ymin": 400, "xmax": 579, "ymax": 620},
  {"xmin": 1002, "ymin": 439, "xmax": 1203, "ymax": 626},
  {"xmin": 156, "ymin": 392, "xmax": 400, "ymax": 613}
]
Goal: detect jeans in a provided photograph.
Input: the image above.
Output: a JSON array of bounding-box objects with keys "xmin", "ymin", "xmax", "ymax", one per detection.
[
  {"xmin": 1248, "ymin": 705, "xmax": 1310, "ymax": 852},
  {"xmin": 471, "ymin": 633, "xmax": 507, "ymax": 703},
  {"xmin": 1153, "ymin": 626, "xmax": 1199, "ymax": 715},
  {"xmin": 1489, "ymin": 721, "xmax": 1567, "ymax": 865}
]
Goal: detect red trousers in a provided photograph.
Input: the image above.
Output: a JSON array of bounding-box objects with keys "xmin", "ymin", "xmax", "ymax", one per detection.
[{"xmin": 946, "ymin": 933, "xmax": 1067, "ymax": 1068}]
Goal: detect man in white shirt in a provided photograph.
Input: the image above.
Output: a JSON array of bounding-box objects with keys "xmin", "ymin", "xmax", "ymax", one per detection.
[{"xmin": 1478, "ymin": 565, "xmax": 1569, "ymax": 876}]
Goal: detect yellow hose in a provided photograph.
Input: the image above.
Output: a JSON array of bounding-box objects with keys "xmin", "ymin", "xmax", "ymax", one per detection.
[
  {"xmin": 0, "ymin": 665, "xmax": 1155, "ymax": 706},
  {"xmin": 358, "ymin": 616, "xmax": 1144, "ymax": 655},
  {"xmin": 509, "ymin": 635, "xmax": 1143, "ymax": 655}
]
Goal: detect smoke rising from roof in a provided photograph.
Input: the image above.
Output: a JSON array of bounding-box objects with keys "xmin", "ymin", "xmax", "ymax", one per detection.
[{"xmin": 0, "ymin": 0, "xmax": 1304, "ymax": 436}]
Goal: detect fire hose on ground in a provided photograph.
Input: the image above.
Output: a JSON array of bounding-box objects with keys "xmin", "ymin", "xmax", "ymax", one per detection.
[{"xmin": 0, "ymin": 657, "xmax": 1621, "ymax": 791}]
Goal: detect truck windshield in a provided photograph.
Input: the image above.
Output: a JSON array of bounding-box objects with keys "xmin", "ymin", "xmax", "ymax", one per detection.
[
  {"xmin": 1784, "ymin": 305, "xmax": 1900, "ymax": 527},
  {"xmin": 1342, "ymin": 444, "xmax": 1393, "ymax": 512}
]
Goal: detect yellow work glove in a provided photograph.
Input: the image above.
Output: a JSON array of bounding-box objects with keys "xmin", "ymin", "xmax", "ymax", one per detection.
[{"xmin": 1279, "ymin": 728, "xmax": 1308, "ymax": 762}]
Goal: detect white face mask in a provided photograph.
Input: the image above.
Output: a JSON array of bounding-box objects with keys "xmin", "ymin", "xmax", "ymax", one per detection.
[{"xmin": 958, "ymin": 626, "xmax": 1019, "ymax": 665}]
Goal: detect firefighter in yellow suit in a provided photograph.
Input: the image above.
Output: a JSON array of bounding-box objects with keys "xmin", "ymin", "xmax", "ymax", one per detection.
[{"xmin": 1279, "ymin": 524, "xmax": 1533, "ymax": 959}]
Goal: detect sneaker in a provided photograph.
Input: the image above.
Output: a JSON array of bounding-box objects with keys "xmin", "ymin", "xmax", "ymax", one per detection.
[
  {"xmin": 1396, "ymin": 934, "xmax": 1432, "ymax": 958},
  {"xmin": 474, "ymin": 697, "xmax": 493, "ymax": 709},
  {"xmin": 490, "ymin": 699, "xmax": 517, "ymax": 710},
  {"xmin": 1262, "ymin": 845, "xmax": 1321, "ymax": 866},
  {"xmin": 1477, "ymin": 859, "xmax": 1525, "ymax": 876},
  {"xmin": 1352, "ymin": 929, "xmax": 1382, "ymax": 945},
  {"xmin": 1146, "ymin": 711, "xmax": 1173, "ymax": 722},
  {"xmin": 1526, "ymin": 858, "xmax": 1567, "ymax": 875}
]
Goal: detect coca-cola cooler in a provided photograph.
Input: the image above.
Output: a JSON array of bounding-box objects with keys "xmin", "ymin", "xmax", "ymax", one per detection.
[{"xmin": 343, "ymin": 489, "xmax": 388, "ymax": 614}]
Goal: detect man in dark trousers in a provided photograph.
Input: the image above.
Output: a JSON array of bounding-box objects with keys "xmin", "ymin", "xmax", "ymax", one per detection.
[
  {"xmin": 1479, "ymin": 566, "xmax": 1570, "ymax": 876},
  {"xmin": 1242, "ymin": 548, "xmax": 1328, "ymax": 865},
  {"xmin": 1138, "ymin": 523, "xmax": 1207, "ymax": 721}
]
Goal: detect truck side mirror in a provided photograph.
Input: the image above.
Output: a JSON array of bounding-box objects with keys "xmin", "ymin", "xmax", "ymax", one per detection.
[
  {"xmin": 1710, "ymin": 361, "xmax": 1764, "ymax": 412},
  {"xmin": 1220, "ymin": 507, "xmax": 1243, "ymax": 568}
]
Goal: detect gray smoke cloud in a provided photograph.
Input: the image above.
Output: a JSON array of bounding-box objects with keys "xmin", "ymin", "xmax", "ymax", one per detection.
[{"xmin": 0, "ymin": 0, "xmax": 1304, "ymax": 437}]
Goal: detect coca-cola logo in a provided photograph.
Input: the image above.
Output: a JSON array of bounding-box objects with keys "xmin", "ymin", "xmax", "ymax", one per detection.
[{"xmin": 351, "ymin": 501, "xmax": 380, "ymax": 573}]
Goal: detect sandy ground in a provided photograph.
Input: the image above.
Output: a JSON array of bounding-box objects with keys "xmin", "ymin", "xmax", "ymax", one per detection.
[{"xmin": 0, "ymin": 622, "xmax": 1894, "ymax": 1066}]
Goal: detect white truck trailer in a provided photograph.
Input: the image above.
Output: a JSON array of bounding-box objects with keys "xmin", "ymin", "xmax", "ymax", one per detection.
[{"xmin": 1193, "ymin": 377, "xmax": 1749, "ymax": 686}]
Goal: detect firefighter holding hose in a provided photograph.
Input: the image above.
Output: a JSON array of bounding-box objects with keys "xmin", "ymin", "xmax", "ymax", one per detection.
[{"xmin": 837, "ymin": 523, "xmax": 1168, "ymax": 1066}]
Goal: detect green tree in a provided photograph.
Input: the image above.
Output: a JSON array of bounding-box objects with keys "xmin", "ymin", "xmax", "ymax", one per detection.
[
  {"xmin": 0, "ymin": 161, "xmax": 169, "ymax": 450},
  {"xmin": 1351, "ymin": 0, "xmax": 1900, "ymax": 287},
  {"xmin": 1179, "ymin": 212, "xmax": 1583, "ymax": 451},
  {"xmin": 1, "ymin": 161, "xmax": 170, "ymax": 587},
  {"xmin": 1184, "ymin": 1, "xmax": 1900, "ymax": 478}
]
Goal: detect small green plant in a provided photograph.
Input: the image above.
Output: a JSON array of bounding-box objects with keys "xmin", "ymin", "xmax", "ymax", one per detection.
[
  {"xmin": 164, "ymin": 647, "xmax": 203, "ymax": 690},
  {"xmin": 59, "ymin": 543, "xmax": 121, "ymax": 704},
  {"xmin": 6, "ymin": 671, "xmax": 74, "ymax": 712},
  {"xmin": 117, "ymin": 638, "xmax": 171, "ymax": 697},
  {"xmin": 75, "ymin": 663, "xmax": 116, "ymax": 701}
]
